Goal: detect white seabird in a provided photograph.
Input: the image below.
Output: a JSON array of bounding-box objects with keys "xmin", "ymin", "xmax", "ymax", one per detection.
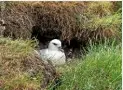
[{"xmin": 39, "ymin": 39, "xmax": 66, "ymax": 66}]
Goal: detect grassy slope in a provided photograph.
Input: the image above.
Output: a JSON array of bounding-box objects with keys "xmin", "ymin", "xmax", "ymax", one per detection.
[
  {"xmin": 0, "ymin": 37, "xmax": 42, "ymax": 90},
  {"xmin": 0, "ymin": 39, "xmax": 121, "ymax": 90},
  {"xmin": 0, "ymin": 2, "xmax": 121, "ymax": 90},
  {"xmin": 55, "ymin": 42, "xmax": 121, "ymax": 90}
]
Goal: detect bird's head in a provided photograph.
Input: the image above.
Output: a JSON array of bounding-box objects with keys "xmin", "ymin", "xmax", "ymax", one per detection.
[{"xmin": 48, "ymin": 39, "xmax": 63, "ymax": 51}]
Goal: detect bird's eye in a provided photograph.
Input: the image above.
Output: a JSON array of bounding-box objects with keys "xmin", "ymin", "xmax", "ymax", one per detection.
[{"xmin": 53, "ymin": 43, "xmax": 57, "ymax": 45}]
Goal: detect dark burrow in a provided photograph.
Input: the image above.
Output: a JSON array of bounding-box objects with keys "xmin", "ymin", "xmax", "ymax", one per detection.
[{"xmin": 31, "ymin": 25, "xmax": 86, "ymax": 60}]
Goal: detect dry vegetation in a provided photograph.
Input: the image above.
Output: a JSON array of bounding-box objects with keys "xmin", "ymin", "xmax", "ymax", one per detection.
[
  {"xmin": 0, "ymin": 37, "xmax": 60, "ymax": 90},
  {"xmin": 0, "ymin": 1, "xmax": 121, "ymax": 43},
  {"xmin": 0, "ymin": 1, "xmax": 121, "ymax": 90}
]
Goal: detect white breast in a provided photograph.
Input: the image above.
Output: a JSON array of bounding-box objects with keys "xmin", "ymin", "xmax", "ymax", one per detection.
[{"xmin": 40, "ymin": 49, "xmax": 66, "ymax": 66}]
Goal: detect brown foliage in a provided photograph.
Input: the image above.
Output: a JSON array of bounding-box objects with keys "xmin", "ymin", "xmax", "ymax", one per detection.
[{"xmin": 0, "ymin": 1, "xmax": 120, "ymax": 43}]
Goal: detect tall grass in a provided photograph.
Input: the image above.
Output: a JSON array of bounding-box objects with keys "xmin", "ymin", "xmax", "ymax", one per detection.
[{"xmin": 55, "ymin": 40, "xmax": 121, "ymax": 90}]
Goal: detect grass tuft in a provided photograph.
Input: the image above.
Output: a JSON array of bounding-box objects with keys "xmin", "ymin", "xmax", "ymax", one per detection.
[
  {"xmin": 0, "ymin": 37, "xmax": 42, "ymax": 90},
  {"xmin": 56, "ymin": 41, "xmax": 121, "ymax": 90}
]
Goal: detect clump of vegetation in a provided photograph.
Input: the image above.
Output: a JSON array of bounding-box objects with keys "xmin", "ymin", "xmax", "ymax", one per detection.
[
  {"xmin": 0, "ymin": 37, "xmax": 59, "ymax": 90},
  {"xmin": 0, "ymin": 1, "xmax": 121, "ymax": 90},
  {"xmin": 56, "ymin": 41, "xmax": 121, "ymax": 90},
  {"xmin": 1, "ymin": 2, "xmax": 121, "ymax": 43},
  {"xmin": 0, "ymin": 37, "xmax": 41, "ymax": 89}
]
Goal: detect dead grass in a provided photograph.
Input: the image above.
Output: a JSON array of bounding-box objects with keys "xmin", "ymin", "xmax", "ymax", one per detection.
[{"xmin": 0, "ymin": 1, "xmax": 121, "ymax": 43}]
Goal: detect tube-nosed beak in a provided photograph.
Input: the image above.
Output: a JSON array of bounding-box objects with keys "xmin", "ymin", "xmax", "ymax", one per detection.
[{"xmin": 58, "ymin": 47, "xmax": 64, "ymax": 52}]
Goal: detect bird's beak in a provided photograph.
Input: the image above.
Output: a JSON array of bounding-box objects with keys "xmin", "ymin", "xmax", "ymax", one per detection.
[{"xmin": 58, "ymin": 47, "xmax": 64, "ymax": 52}]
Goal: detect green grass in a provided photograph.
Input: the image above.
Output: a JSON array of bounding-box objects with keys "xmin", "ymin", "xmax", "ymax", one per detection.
[
  {"xmin": 0, "ymin": 37, "xmax": 121, "ymax": 90},
  {"xmin": 55, "ymin": 41, "xmax": 121, "ymax": 90},
  {"xmin": 0, "ymin": 37, "xmax": 42, "ymax": 90}
]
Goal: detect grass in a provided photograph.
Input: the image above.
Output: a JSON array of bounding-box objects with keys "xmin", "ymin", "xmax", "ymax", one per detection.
[
  {"xmin": 0, "ymin": 38, "xmax": 121, "ymax": 90},
  {"xmin": 0, "ymin": 37, "xmax": 121, "ymax": 90},
  {"xmin": 0, "ymin": 37, "xmax": 42, "ymax": 90},
  {"xmin": 0, "ymin": 1, "xmax": 122, "ymax": 90},
  {"xmin": 54, "ymin": 40, "xmax": 121, "ymax": 90},
  {"xmin": 2, "ymin": 73, "xmax": 42, "ymax": 90},
  {"xmin": 2, "ymin": 2, "xmax": 121, "ymax": 42}
]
